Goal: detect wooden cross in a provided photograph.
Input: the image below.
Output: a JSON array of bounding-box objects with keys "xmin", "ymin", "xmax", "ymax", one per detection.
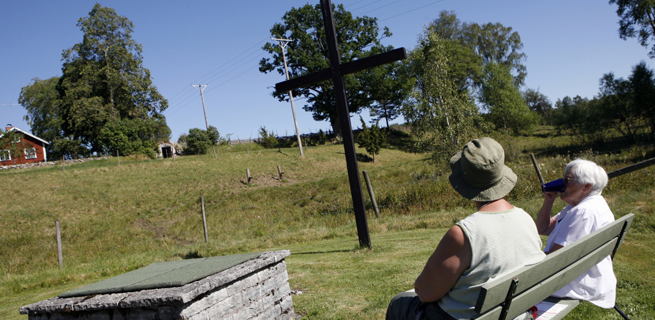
[
  {"xmin": 531, "ymin": 153, "xmax": 655, "ymax": 184},
  {"xmin": 275, "ymin": 0, "xmax": 406, "ymax": 248},
  {"xmin": 607, "ymin": 157, "xmax": 655, "ymax": 179}
]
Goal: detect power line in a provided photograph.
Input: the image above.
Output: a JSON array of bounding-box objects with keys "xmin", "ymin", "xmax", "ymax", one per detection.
[
  {"xmin": 166, "ymin": 39, "xmax": 266, "ymax": 102},
  {"xmin": 379, "ymin": 0, "xmax": 448, "ymax": 21},
  {"xmin": 164, "ymin": 0, "xmax": 451, "ymax": 124},
  {"xmin": 349, "ymin": 0, "xmax": 386, "ymax": 12},
  {"xmin": 361, "ymin": 0, "xmax": 403, "ymax": 14},
  {"xmin": 164, "ymin": 39, "xmax": 267, "ymax": 116},
  {"xmin": 197, "ymin": 38, "xmax": 268, "ymax": 85},
  {"xmin": 203, "ymin": 56, "xmax": 262, "ymax": 94},
  {"xmin": 166, "ymin": 58, "xmax": 262, "ymax": 116}
]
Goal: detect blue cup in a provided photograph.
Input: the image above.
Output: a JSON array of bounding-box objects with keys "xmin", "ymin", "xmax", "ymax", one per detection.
[{"xmin": 542, "ymin": 178, "xmax": 566, "ymax": 193}]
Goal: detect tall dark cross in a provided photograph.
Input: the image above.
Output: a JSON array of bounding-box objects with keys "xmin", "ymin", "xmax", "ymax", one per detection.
[{"xmin": 275, "ymin": 0, "xmax": 406, "ymax": 248}]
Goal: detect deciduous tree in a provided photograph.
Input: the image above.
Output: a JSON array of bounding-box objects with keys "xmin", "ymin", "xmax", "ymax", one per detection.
[
  {"xmin": 428, "ymin": 11, "xmax": 527, "ymax": 87},
  {"xmin": 184, "ymin": 127, "xmax": 220, "ymax": 155},
  {"xmin": 522, "ymin": 88, "xmax": 553, "ymax": 125},
  {"xmin": 610, "ymin": 0, "xmax": 655, "ymax": 58},
  {"xmin": 629, "ymin": 61, "xmax": 655, "ymax": 138},
  {"xmin": 360, "ymin": 48, "xmax": 413, "ymax": 129},
  {"xmin": 598, "ymin": 72, "xmax": 639, "ymax": 142},
  {"xmin": 19, "ymin": 77, "xmax": 62, "ymax": 155},
  {"xmin": 99, "ymin": 117, "xmax": 169, "ymax": 158},
  {"xmin": 479, "ymin": 62, "xmax": 538, "ymax": 134},
  {"xmin": 259, "ymin": 3, "xmax": 393, "ymax": 137},
  {"xmin": 553, "ymin": 96, "xmax": 607, "ymax": 145},
  {"xmin": 57, "ymin": 4, "xmax": 169, "ymax": 154},
  {"xmin": 402, "ymin": 29, "xmax": 485, "ymax": 163}
]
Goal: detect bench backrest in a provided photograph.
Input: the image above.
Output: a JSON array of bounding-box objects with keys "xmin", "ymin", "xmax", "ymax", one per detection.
[{"xmin": 472, "ymin": 213, "xmax": 634, "ymax": 320}]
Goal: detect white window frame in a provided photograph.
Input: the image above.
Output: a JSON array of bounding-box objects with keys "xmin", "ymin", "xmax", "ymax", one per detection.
[
  {"xmin": 0, "ymin": 150, "xmax": 11, "ymax": 161},
  {"xmin": 24, "ymin": 147, "xmax": 37, "ymax": 160}
]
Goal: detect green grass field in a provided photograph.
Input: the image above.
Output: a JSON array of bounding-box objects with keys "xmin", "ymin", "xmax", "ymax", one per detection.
[{"xmin": 1, "ymin": 128, "xmax": 654, "ymax": 319}]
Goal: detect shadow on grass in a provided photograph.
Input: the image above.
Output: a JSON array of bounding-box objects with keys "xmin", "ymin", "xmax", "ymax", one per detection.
[
  {"xmin": 290, "ymin": 249, "xmax": 353, "ymax": 255},
  {"xmin": 357, "ymin": 153, "xmax": 374, "ymax": 162},
  {"xmin": 180, "ymin": 250, "xmax": 203, "ymax": 259},
  {"xmin": 385, "ymin": 128, "xmax": 415, "ymax": 153},
  {"xmin": 530, "ymin": 133, "xmax": 655, "ymax": 163}
]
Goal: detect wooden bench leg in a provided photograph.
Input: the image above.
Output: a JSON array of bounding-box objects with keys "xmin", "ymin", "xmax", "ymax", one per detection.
[{"xmin": 614, "ymin": 304, "xmax": 630, "ymax": 320}]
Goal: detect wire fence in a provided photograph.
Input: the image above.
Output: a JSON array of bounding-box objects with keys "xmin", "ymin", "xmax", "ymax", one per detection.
[
  {"xmin": 42, "ymin": 172, "xmax": 537, "ymax": 262},
  {"xmin": 4, "ymin": 143, "xmax": 654, "ymax": 274},
  {"xmin": 21, "ymin": 173, "xmax": 450, "ymax": 271}
]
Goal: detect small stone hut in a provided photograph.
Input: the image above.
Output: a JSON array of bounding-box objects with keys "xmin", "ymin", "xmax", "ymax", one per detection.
[{"xmin": 157, "ymin": 142, "xmax": 177, "ymax": 159}]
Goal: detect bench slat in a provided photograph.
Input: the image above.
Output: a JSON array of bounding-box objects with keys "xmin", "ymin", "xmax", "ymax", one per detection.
[
  {"xmin": 474, "ymin": 213, "xmax": 633, "ymax": 315},
  {"xmin": 473, "ymin": 238, "xmax": 617, "ymax": 320},
  {"xmin": 535, "ymin": 297, "xmax": 580, "ymax": 320}
]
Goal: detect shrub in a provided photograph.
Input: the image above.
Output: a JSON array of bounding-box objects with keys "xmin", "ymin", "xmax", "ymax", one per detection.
[
  {"xmin": 257, "ymin": 126, "xmax": 279, "ymax": 148},
  {"xmin": 356, "ymin": 116, "xmax": 388, "ymax": 162}
]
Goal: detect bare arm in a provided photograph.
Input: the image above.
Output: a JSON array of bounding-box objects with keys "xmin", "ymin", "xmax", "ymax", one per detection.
[
  {"xmin": 414, "ymin": 225, "xmax": 472, "ymax": 303},
  {"xmin": 536, "ymin": 192, "xmax": 558, "ymax": 235}
]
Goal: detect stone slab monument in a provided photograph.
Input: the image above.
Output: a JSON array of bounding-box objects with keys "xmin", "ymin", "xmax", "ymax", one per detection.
[{"xmin": 20, "ymin": 250, "xmax": 295, "ymax": 320}]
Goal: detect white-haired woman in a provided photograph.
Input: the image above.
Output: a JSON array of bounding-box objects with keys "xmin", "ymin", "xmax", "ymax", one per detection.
[{"xmin": 536, "ymin": 158, "xmax": 617, "ymax": 308}]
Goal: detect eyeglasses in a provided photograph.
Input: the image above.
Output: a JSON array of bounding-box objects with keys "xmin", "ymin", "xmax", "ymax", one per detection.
[{"xmin": 563, "ymin": 177, "xmax": 573, "ymax": 184}]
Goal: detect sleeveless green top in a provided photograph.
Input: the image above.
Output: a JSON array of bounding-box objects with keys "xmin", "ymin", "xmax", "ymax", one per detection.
[{"xmin": 439, "ymin": 207, "xmax": 545, "ymax": 319}]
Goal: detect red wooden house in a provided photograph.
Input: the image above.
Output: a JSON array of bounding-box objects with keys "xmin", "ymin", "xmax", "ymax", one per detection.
[{"xmin": 0, "ymin": 125, "xmax": 50, "ymax": 166}]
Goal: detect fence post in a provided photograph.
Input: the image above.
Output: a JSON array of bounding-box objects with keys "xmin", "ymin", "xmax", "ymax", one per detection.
[
  {"xmin": 62, "ymin": 156, "xmax": 65, "ymax": 172},
  {"xmin": 117, "ymin": 150, "xmax": 120, "ymax": 167},
  {"xmin": 529, "ymin": 153, "xmax": 545, "ymax": 185},
  {"xmin": 56, "ymin": 220, "xmax": 63, "ymax": 267},
  {"xmin": 201, "ymin": 196, "xmax": 208, "ymax": 242},
  {"xmin": 246, "ymin": 169, "xmax": 252, "ymax": 184},
  {"xmin": 362, "ymin": 170, "xmax": 380, "ymax": 218},
  {"xmin": 277, "ymin": 165, "xmax": 284, "ymax": 181}
]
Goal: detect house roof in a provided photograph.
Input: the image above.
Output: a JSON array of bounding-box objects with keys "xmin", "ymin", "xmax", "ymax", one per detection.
[{"xmin": 1, "ymin": 127, "xmax": 50, "ymax": 145}]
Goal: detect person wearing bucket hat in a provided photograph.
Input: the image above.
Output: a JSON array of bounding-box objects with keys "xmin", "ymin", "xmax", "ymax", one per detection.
[{"xmin": 386, "ymin": 138, "xmax": 545, "ymax": 320}]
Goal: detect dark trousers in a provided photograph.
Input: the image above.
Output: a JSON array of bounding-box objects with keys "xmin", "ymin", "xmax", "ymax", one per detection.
[{"xmin": 386, "ymin": 291, "xmax": 455, "ymax": 320}]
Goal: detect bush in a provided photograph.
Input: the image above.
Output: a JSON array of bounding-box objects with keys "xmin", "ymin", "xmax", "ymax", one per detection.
[
  {"xmin": 317, "ymin": 129, "xmax": 328, "ymax": 145},
  {"xmin": 185, "ymin": 128, "xmax": 212, "ymax": 155},
  {"xmin": 99, "ymin": 119, "xmax": 158, "ymax": 159},
  {"xmin": 356, "ymin": 116, "xmax": 388, "ymax": 162},
  {"xmin": 257, "ymin": 126, "xmax": 279, "ymax": 148}
]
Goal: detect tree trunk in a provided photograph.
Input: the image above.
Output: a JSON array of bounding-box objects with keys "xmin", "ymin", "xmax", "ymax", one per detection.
[
  {"xmin": 384, "ymin": 107, "xmax": 390, "ymax": 129},
  {"xmin": 330, "ymin": 114, "xmax": 342, "ymax": 138}
]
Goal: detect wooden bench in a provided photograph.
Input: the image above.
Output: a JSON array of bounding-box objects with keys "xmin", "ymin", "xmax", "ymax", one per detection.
[{"xmin": 470, "ymin": 213, "xmax": 634, "ymax": 320}]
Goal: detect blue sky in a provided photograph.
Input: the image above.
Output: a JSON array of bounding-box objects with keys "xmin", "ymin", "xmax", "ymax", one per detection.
[{"xmin": 0, "ymin": 0, "xmax": 650, "ymax": 142}]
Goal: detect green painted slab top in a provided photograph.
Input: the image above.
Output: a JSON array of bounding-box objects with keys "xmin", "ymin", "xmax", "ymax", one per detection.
[{"xmin": 59, "ymin": 252, "xmax": 262, "ymax": 298}]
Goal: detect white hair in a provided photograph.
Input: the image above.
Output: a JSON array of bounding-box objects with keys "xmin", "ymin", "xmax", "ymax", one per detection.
[{"xmin": 565, "ymin": 159, "xmax": 608, "ymax": 195}]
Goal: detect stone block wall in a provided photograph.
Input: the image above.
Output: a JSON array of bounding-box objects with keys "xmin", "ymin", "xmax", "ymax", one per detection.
[{"xmin": 20, "ymin": 251, "xmax": 294, "ymax": 320}]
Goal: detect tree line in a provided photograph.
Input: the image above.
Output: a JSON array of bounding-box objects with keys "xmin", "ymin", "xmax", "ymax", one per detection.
[
  {"xmin": 16, "ymin": 2, "xmax": 655, "ymax": 161},
  {"xmin": 260, "ymin": 3, "xmax": 655, "ymax": 161}
]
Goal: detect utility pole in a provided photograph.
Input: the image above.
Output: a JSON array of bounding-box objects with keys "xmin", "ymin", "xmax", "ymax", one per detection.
[
  {"xmin": 192, "ymin": 84, "xmax": 217, "ymax": 159},
  {"xmin": 271, "ymin": 37, "xmax": 304, "ymax": 157}
]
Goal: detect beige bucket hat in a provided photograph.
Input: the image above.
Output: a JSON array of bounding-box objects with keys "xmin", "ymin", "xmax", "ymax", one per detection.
[{"xmin": 449, "ymin": 137, "xmax": 517, "ymax": 202}]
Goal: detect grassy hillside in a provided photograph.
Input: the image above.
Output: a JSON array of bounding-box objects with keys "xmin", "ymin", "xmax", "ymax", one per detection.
[{"xmin": 1, "ymin": 127, "xmax": 654, "ymax": 319}]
